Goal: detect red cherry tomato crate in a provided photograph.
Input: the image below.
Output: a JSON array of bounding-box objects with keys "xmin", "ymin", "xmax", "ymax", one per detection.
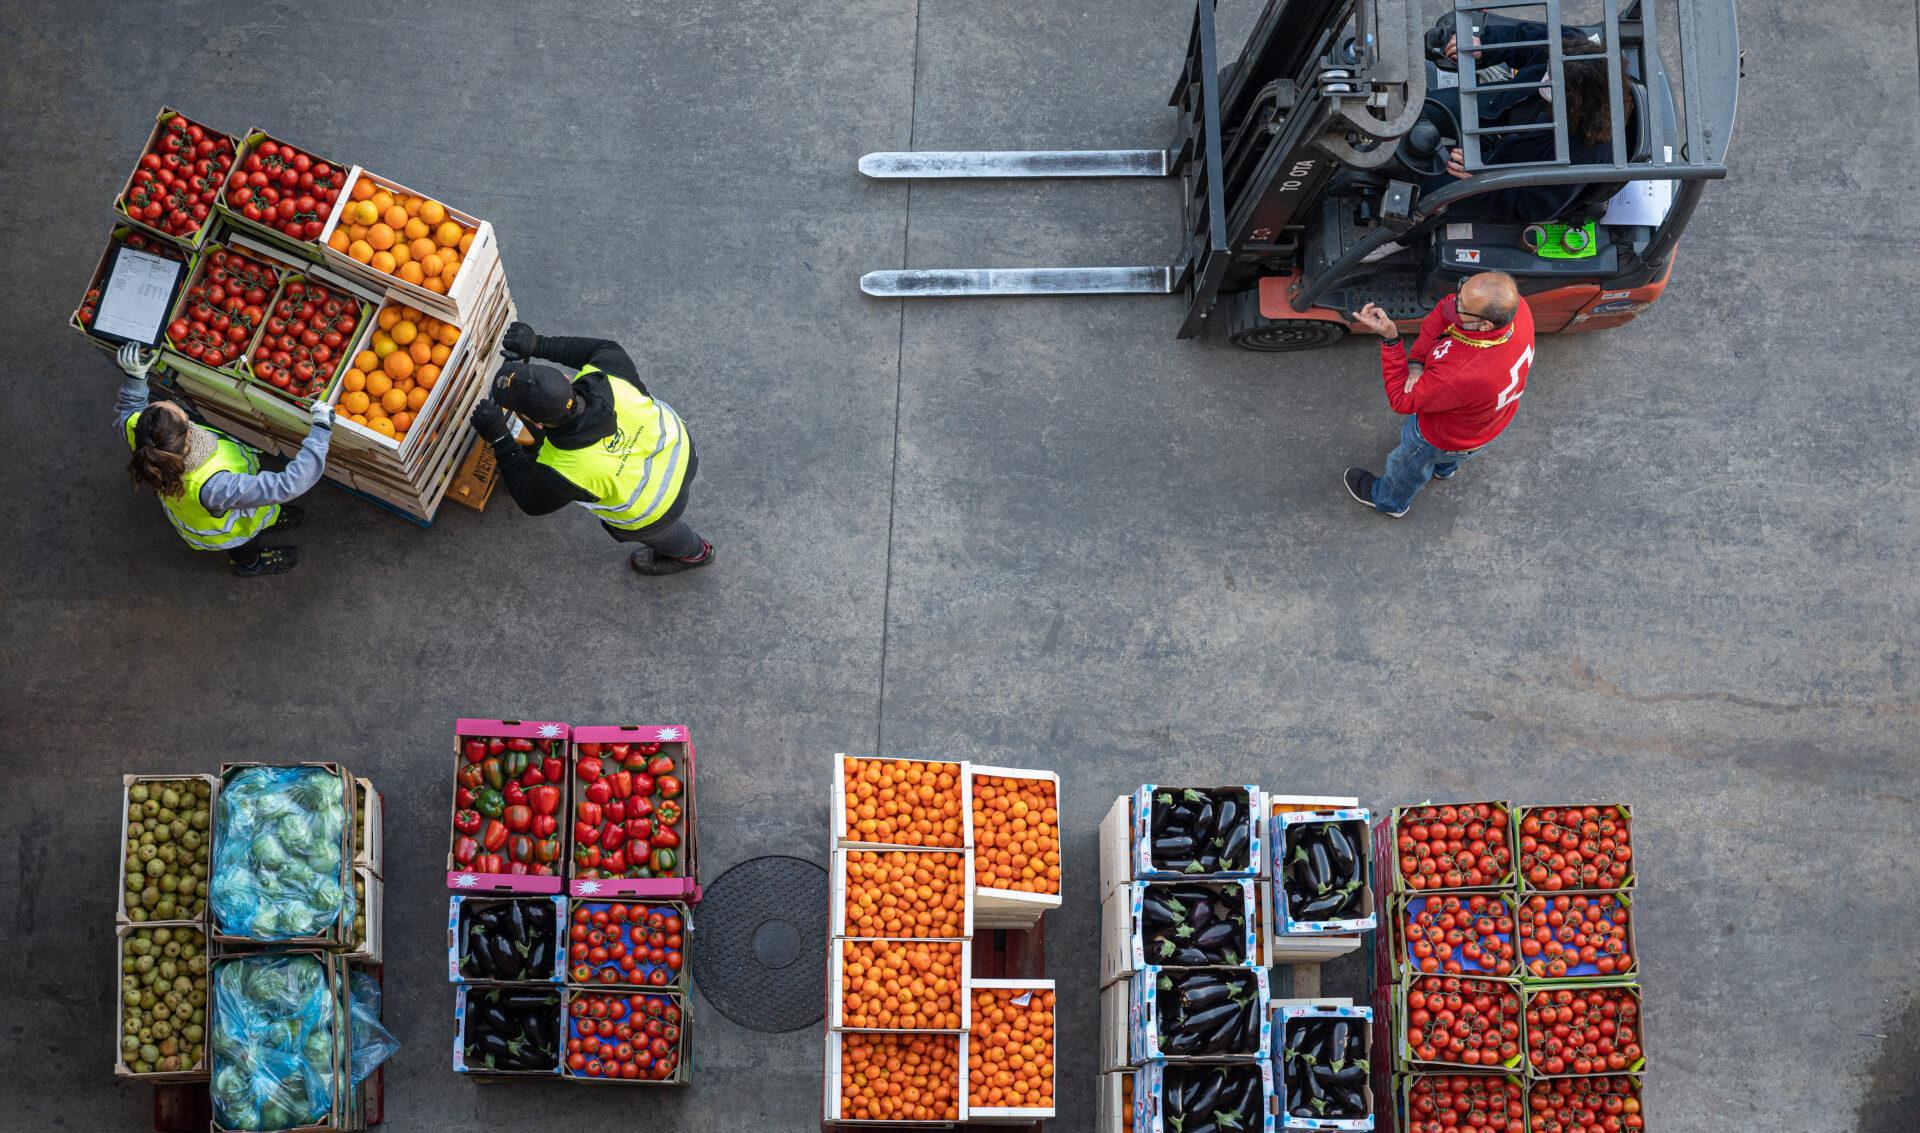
[
  {"xmin": 72, "ymin": 227, "xmax": 192, "ymax": 353},
  {"xmin": 1522, "ymin": 983, "xmax": 1644, "ymax": 1079},
  {"xmin": 1390, "ymin": 891, "xmax": 1519, "ymax": 980},
  {"xmin": 1382, "ymin": 801, "xmax": 1519, "ymax": 893},
  {"xmin": 244, "ymin": 273, "xmax": 371, "ymax": 407},
  {"xmin": 564, "ymin": 900, "xmax": 691, "ymax": 990},
  {"xmin": 1514, "ymin": 891, "xmax": 1637, "ymax": 981},
  {"xmin": 567, "ymin": 726, "xmax": 698, "ymax": 901},
  {"xmin": 1392, "ymin": 972, "xmax": 1527, "ymax": 1074},
  {"xmin": 447, "ymin": 719, "xmax": 569, "ymax": 894},
  {"xmin": 112, "ymin": 107, "xmax": 240, "ymax": 251},
  {"xmin": 1396, "ymin": 1072, "xmax": 1528, "ymax": 1133},
  {"xmin": 1524, "ymin": 1073, "xmax": 1645, "ymax": 1132},
  {"xmin": 1517, "ymin": 804, "xmax": 1635, "ymax": 892},
  {"xmin": 562, "ymin": 988, "xmax": 691, "ymax": 1084},
  {"xmin": 217, "ymin": 130, "xmax": 349, "ymax": 263},
  {"xmin": 159, "ymin": 245, "xmax": 284, "ymax": 377}
]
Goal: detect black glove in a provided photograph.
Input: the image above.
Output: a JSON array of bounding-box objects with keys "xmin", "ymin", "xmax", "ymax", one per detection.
[
  {"xmin": 501, "ymin": 321, "xmax": 538, "ymax": 361},
  {"xmin": 470, "ymin": 400, "xmax": 511, "ymax": 443}
]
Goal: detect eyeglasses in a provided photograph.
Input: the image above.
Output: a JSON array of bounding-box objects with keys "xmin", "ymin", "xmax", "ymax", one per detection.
[{"xmin": 1454, "ymin": 281, "xmax": 1496, "ymax": 324}]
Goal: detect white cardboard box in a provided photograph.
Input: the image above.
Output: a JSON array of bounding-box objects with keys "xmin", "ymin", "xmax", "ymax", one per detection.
[
  {"xmin": 968, "ymin": 764, "xmax": 1062, "ymax": 928},
  {"xmin": 823, "ymin": 1031, "xmax": 969, "ymax": 1124},
  {"xmin": 832, "ymin": 753, "xmax": 976, "ymax": 850},
  {"xmin": 966, "ymin": 979, "xmax": 1056, "ymax": 1123},
  {"xmin": 830, "ymin": 846, "xmax": 975, "ymax": 940}
]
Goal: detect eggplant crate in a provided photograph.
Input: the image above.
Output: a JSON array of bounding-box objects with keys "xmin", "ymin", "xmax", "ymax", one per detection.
[
  {"xmin": 1131, "ymin": 1060, "xmax": 1276, "ymax": 1133},
  {"xmin": 1258, "ymin": 881, "xmax": 1362, "ymax": 967},
  {"xmin": 1102, "ymin": 879, "xmax": 1259, "ymax": 987},
  {"xmin": 1130, "ymin": 966, "xmax": 1272, "ymax": 1064},
  {"xmin": 451, "ymin": 983, "xmax": 564, "ymax": 1079},
  {"xmin": 1271, "ymin": 809, "xmax": 1376, "ymax": 935},
  {"xmin": 446, "ymin": 895, "xmax": 568, "ymax": 984},
  {"xmin": 1275, "ymin": 1002, "xmax": 1375, "ymax": 1130},
  {"xmin": 1133, "ymin": 784, "xmax": 1262, "ymax": 880}
]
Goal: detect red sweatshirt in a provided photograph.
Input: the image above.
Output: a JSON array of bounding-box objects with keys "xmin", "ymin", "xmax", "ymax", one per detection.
[{"xmin": 1381, "ymin": 295, "xmax": 1536, "ymax": 451}]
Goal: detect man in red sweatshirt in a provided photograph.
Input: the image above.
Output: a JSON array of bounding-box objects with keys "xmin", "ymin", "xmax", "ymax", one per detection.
[{"xmin": 1344, "ymin": 272, "xmax": 1536, "ymax": 516}]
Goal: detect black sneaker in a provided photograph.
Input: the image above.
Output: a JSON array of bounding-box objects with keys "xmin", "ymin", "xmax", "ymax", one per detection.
[
  {"xmin": 1431, "ymin": 467, "xmax": 1456, "ymax": 480},
  {"xmin": 267, "ymin": 504, "xmax": 305, "ymax": 531},
  {"xmin": 1344, "ymin": 468, "xmax": 1409, "ymax": 517},
  {"xmin": 232, "ymin": 546, "xmax": 299, "ymax": 576},
  {"xmin": 630, "ymin": 541, "xmax": 716, "ymax": 576}
]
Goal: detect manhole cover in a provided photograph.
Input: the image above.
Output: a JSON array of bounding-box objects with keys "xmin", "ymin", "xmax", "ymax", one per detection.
[{"xmin": 692, "ymin": 855, "xmax": 827, "ymax": 1032}]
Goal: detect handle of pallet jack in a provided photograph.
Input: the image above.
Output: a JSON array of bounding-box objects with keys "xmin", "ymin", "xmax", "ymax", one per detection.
[{"xmin": 1289, "ymin": 162, "xmax": 1728, "ymax": 313}]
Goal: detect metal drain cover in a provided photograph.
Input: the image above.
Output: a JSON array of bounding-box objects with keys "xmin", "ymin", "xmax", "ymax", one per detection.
[{"xmin": 692, "ymin": 855, "xmax": 828, "ymax": 1032}]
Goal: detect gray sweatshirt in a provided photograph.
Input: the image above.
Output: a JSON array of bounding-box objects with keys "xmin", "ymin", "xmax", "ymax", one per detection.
[{"xmin": 115, "ymin": 377, "xmax": 330, "ymax": 511}]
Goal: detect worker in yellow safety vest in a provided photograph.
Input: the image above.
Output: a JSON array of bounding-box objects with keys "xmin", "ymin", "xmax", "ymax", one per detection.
[
  {"xmin": 113, "ymin": 344, "xmax": 333, "ymax": 576},
  {"xmin": 468, "ymin": 322, "xmax": 712, "ymax": 576}
]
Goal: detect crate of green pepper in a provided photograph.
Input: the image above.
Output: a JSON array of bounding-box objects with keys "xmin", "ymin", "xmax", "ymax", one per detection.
[
  {"xmin": 448, "ymin": 718, "xmax": 568, "ymax": 894},
  {"xmin": 120, "ymin": 774, "xmax": 216, "ymax": 925}
]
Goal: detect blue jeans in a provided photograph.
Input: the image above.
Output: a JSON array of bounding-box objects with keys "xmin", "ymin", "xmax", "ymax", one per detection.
[{"xmin": 1373, "ymin": 416, "xmax": 1482, "ymax": 512}]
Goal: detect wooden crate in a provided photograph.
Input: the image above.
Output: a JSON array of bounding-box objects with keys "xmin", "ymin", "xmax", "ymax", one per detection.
[{"xmin": 315, "ymin": 165, "xmax": 499, "ymax": 322}]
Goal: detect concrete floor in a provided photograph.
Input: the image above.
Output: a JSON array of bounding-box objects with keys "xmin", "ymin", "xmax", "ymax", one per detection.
[{"xmin": 2, "ymin": 0, "xmax": 1916, "ymax": 1129}]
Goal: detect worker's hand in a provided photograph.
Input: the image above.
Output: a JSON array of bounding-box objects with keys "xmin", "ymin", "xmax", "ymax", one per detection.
[
  {"xmin": 117, "ymin": 342, "xmax": 156, "ymax": 379},
  {"xmin": 501, "ymin": 322, "xmax": 538, "ymax": 361},
  {"xmin": 309, "ymin": 398, "xmax": 334, "ymax": 429},
  {"xmin": 470, "ymin": 399, "xmax": 511, "ymax": 443},
  {"xmin": 1404, "ymin": 362, "xmax": 1423, "ymax": 394},
  {"xmin": 1353, "ymin": 302, "xmax": 1398, "ymax": 338},
  {"xmin": 1444, "ymin": 34, "xmax": 1481, "ymax": 61},
  {"xmin": 1445, "ymin": 148, "xmax": 1471, "ymax": 179}
]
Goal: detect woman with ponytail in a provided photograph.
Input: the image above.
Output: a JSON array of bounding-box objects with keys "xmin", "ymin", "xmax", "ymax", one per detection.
[{"xmin": 114, "ymin": 344, "xmax": 333, "ymax": 576}]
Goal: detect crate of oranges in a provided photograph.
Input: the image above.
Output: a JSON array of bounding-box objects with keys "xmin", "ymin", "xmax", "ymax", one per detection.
[
  {"xmin": 318, "ymin": 167, "xmax": 497, "ymax": 321},
  {"xmin": 966, "ymin": 980, "xmax": 1056, "ymax": 1122},
  {"xmin": 969, "ymin": 766, "xmax": 1061, "ymax": 929},
  {"xmin": 833, "ymin": 755, "xmax": 973, "ymax": 850},
  {"xmin": 830, "ymin": 938, "xmax": 970, "ymax": 1033},
  {"xmin": 826, "ymin": 1031, "xmax": 967, "ymax": 1125},
  {"xmin": 327, "ymin": 301, "xmax": 464, "ymax": 445},
  {"xmin": 832, "ymin": 848, "xmax": 973, "ymax": 940}
]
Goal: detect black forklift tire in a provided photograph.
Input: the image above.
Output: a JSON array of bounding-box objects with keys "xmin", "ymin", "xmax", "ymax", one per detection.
[{"xmin": 1227, "ymin": 289, "xmax": 1349, "ymax": 352}]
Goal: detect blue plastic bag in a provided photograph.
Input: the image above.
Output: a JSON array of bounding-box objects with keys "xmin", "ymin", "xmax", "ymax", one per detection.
[
  {"xmin": 210, "ymin": 954, "xmax": 336, "ymax": 1131},
  {"xmin": 211, "ymin": 767, "xmax": 355, "ymax": 941},
  {"xmin": 347, "ymin": 971, "xmax": 400, "ymax": 1085}
]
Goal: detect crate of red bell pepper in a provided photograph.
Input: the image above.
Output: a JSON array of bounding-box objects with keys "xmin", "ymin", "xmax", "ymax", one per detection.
[
  {"xmin": 447, "ymin": 719, "xmax": 569, "ymax": 894},
  {"xmin": 567, "ymin": 726, "xmax": 698, "ymax": 901}
]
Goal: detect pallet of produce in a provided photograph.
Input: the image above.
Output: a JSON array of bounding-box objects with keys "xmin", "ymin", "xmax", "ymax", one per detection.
[
  {"xmin": 73, "ymin": 227, "xmax": 193, "ymax": 352},
  {"xmin": 116, "ymin": 924, "xmax": 210, "ymax": 1080},
  {"xmin": 1394, "ymin": 974, "xmax": 1524, "ymax": 1072},
  {"xmin": 1276, "ymin": 1003, "xmax": 1373, "ymax": 1129},
  {"xmin": 1524, "ymin": 984, "xmax": 1643, "ymax": 1078},
  {"xmin": 210, "ymin": 763, "xmax": 356, "ymax": 948},
  {"xmin": 566, "ymin": 900, "xmax": 690, "ymax": 989},
  {"xmin": 830, "ymin": 938, "xmax": 970, "ymax": 1032},
  {"xmin": 452, "ymin": 984, "xmax": 563, "ymax": 1078},
  {"xmin": 1399, "ymin": 1073, "xmax": 1525, "ymax": 1133},
  {"xmin": 447, "ymin": 719, "xmax": 567, "ymax": 893},
  {"xmin": 963, "ymin": 980, "xmax": 1056, "ymax": 1122},
  {"xmin": 831, "ymin": 847, "xmax": 974, "ymax": 940},
  {"xmin": 210, "ymin": 950, "xmax": 353, "ymax": 1131},
  {"xmin": 1134, "ymin": 784, "xmax": 1261, "ymax": 879},
  {"xmin": 833, "ymin": 754, "xmax": 973, "ymax": 850},
  {"xmin": 1103, "ymin": 879, "xmax": 1257, "ymax": 986},
  {"xmin": 448, "ymin": 895, "xmax": 565, "ymax": 983},
  {"xmin": 1525, "ymin": 1074, "xmax": 1643, "ymax": 1133},
  {"xmin": 1132, "ymin": 1060, "xmax": 1275, "ymax": 1133},
  {"xmin": 1391, "ymin": 892, "xmax": 1515, "ymax": 979},
  {"xmin": 1257, "ymin": 881, "xmax": 1361, "ymax": 966},
  {"xmin": 342, "ymin": 868, "xmax": 382, "ymax": 964},
  {"xmin": 318, "ymin": 168, "xmax": 498, "ymax": 321},
  {"xmin": 569, "ymin": 725, "xmax": 698, "ymax": 899},
  {"xmin": 824, "ymin": 1031, "xmax": 968, "ymax": 1124},
  {"xmin": 1100, "ymin": 979, "xmax": 1132, "ymax": 1072},
  {"xmin": 1097, "ymin": 1070, "xmax": 1134, "ymax": 1132},
  {"xmin": 1518, "ymin": 805, "xmax": 1635, "ymax": 891},
  {"xmin": 351, "ymin": 778, "xmax": 382, "ymax": 877},
  {"xmin": 563, "ymin": 988, "xmax": 690, "ymax": 1083},
  {"xmin": 1131, "ymin": 966, "xmax": 1271, "ymax": 1063},
  {"xmin": 1382, "ymin": 803, "xmax": 1517, "ymax": 892},
  {"xmin": 969, "ymin": 766, "xmax": 1061, "ymax": 927},
  {"xmin": 1514, "ymin": 892, "xmax": 1636, "ymax": 980},
  {"xmin": 113, "ymin": 108, "xmax": 239, "ymax": 249},
  {"xmin": 217, "ymin": 131, "xmax": 348, "ymax": 262},
  {"xmin": 1274, "ymin": 809, "xmax": 1375, "ymax": 935},
  {"xmin": 160, "ymin": 245, "xmax": 285, "ymax": 379},
  {"xmin": 119, "ymin": 774, "xmax": 215, "ymax": 925}
]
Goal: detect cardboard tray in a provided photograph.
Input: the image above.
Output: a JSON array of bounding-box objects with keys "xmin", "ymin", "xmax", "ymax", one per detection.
[
  {"xmin": 968, "ymin": 764, "xmax": 1062, "ymax": 925},
  {"xmin": 210, "ymin": 949, "xmax": 356, "ymax": 1132},
  {"xmin": 830, "ymin": 846, "xmax": 975, "ymax": 940},
  {"xmin": 1259, "ymin": 881, "xmax": 1362, "ymax": 966},
  {"xmin": 111, "ymin": 107, "xmax": 242, "ymax": 252},
  {"xmin": 342, "ymin": 867, "xmax": 383, "ymax": 964},
  {"xmin": 1391, "ymin": 973, "xmax": 1526, "ymax": 1074},
  {"xmin": 315, "ymin": 165, "xmax": 498, "ymax": 321},
  {"xmin": 565, "ymin": 898, "xmax": 693, "ymax": 990},
  {"xmin": 351, "ymin": 778, "xmax": 383, "ymax": 878},
  {"xmin": 1271, "ymin": 809, "xmax": 1377, "ymax": 935},
  {"xmin": 1132, "ymin": 784, "xmax": 1262, "ymax": 880},
  {"xmin": 1516, "ymin": 803, "xmax": 1637, "ymax": 891},
  {"xmin": 1376, "ymin": 802, "xmax": 1518, "ymax": 893},
  {"xmin": 1519, "ymin": 980, "xmax": 1645, "ymax": 1079},
  {"xmin": 1130, "ymin": 966, "xmax": 1272, "ymax": 1064},
  {"xmin": 1274, "ymin": 1002, "xmax": 1375, "ymax": 1130},
  {"xmin": 832, "ymin": 753, "xmax": 975, "ymax": 851},
  {"xmin": 966, "ymin": 978, "xmax": 1057, "ymax": 1123},
  {"xmin": 829, "ymin": 938, "xmax": 972, "ymax": 1032},
  {"xmin": 1514, "ymin": 890, "xmax": 1638, "ymax": 981},
  {"xmin": 1102, "ymin": 879, "xmax": 1259, "ymax": 988},
  {"xmin": 114, "ymin": 923, "xmax": 211, "ymax": 1081},
  {"xmin": 213, "ymin": 128, "xmax": 349, "ymax": 264},
  {"xmin": 561, "ymin": 987, "xmax": 691, "ymax": 1084},
  {"xmin": 446, "ymin": 894, "xmax": 568, "ymax": 983},
  {"xmin": 451, "ymin": 983, "xmax": 564, "ymax": 1078},
  {"xmin": 446, "ymin": 718, "xmax": 568, "ymax": 893},
  {"xmin": 1388, "ymin": 892, "xmax": 1518, "ymax": 981},
  {"xmin": 567, "ymin": 725, "xmax": 699, "ymax": 901},
  {"xmin": 118, "ymin": 773, "xmax": 217, "ymax": 926},
  {"xmin": 823, "ymin": 1030, "xmax": 969, "ymax": 1124},
  {"xmin": 210, "ymin": 762, "xmax": 356, "ymax": 949},
  {"xmin": 71, "ymin": 225, "xmax": 197, "ymax": 352},
  {"xmin": 1131, "ymin": 1060, "xmax": 1276, "ymax": 1133}
]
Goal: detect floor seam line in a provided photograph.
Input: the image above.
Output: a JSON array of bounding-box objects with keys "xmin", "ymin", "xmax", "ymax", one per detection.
[{"xmin": 877, "ymin": 0, "xmax": 921, "ymax": 758}]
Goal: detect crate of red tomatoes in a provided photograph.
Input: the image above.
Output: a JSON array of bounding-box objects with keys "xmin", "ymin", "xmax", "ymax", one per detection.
[
  {"xmin": 217, "ymin": 131, "xmax": 349, "ymax": 263},
  {"xmin": 1514, "ymin": 891, "xmax": 1636, "ymax": 981},
  {"xmin": 244, "ymin": 273, "xmax": 371, "ymax": 407},
  {"xmin": 1392, "ymin": 973, "xmax": 1526, "ymax": 1073},
  {"xmin": 567, "ymin": 726, "xmax": 698, "ymax": 902},
  {"xmin": 1517, "ymin": 804, "xmax": 1634, "ymax": 892},
  {"xmin": 1379, "ymin": 801, "xmax": 1518, "ymax": 893},
  {"xmin": 159, "ymin": 245, "xmax": 284, "ymax": 380},
  {"xmin": 112, "ymin": 108, "xmax": 240, "ymax": 250},
  {"xmin": 563, "ymin": 989, "xmax": 690, "ymax": 1084},
  {"xmin": 447, "ymin": 719, "xmax": 569, "ymax": 894},
  {"xmin": 565, "ymin": 900, "xmax": 689, "ymax": 990}
]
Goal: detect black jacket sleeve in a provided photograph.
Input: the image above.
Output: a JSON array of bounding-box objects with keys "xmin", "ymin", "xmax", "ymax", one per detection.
[
  {"xmin": 531, "ymin": 336, "xmax": 648, "ymax": 394},
  {"xmin": 487, "ymin": 435, "xmax": 595, "ymax": 515}
]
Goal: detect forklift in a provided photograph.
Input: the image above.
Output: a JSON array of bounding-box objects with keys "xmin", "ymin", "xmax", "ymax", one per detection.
[{"xmin": 858, "ymin": 0, "xmax": 1739, "ymax": 349}]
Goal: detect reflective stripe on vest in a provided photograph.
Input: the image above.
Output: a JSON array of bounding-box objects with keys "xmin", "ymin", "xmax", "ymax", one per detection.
[
  {"xmin": 124, "ymin": 412, "xmax": 279, "ymax": 551},
  {"xmin": 533, "ymin": 369, "xmax": 690, "ymax": 530}
]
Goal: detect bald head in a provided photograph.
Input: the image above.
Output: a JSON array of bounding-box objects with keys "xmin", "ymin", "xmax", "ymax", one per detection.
[{"xmin": 1460, "ymin": 272, "xmax": 1519, "ymax": 327}]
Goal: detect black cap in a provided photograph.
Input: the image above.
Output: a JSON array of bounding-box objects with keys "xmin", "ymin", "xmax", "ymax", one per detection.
[{"xmin": 491, "ymin": 361, "xmax": 575, "ymax": 426}]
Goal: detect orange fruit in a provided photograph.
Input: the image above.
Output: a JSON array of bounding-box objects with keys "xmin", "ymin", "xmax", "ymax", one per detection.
[
  {"xmin": 370, "ymin": 417, "xmax": 396, "ymax": 439},
  {"xmin": 382, "ymin": 351, "xmax": 414, "ymax": 380},
  {"xmin": 380, "ymin": 388, "xmax": 408, "ymax": 414},
  {"xmin": 434, "ymin": 221, "xmax": 462, "ymax": 248},
  {"xmin": 353, "ymin": 350, "xmax": 379, "ymax": 372},
  {"xmin": 369, "ymin": 250, "xmax": 395, "ymax": 274},
  {"xmin": 459, "ymin": 232, "xmax": 474, "ymax": 254},
  {"xmin": 339, "ymin": 390, "xmax": 370, "ymax": 415},
  {"xmin": 342, "ymin": 369, "xmax": 367, "ymax": 393},
  {"xmin": 423, "ymin": 276, "xmax": 448, "ymax": 294},
  {"xmin": 405, "ymin": 386, "xmax": 429, "ymax": 411},
  {"xmin": 421, "ymin": 253, "xmax": 445, "ymax": 279},
  {"xmin": 377, "ymin": 307, "xmax": 402, "ymax": 331},
  {"xmin": 399, "ymin": 305, "xmax": 423, "ymax": 321},
  {"xmin": 351, "ymin": 200, "xmax": 379, "ymax": 226},
  {"xmin": 408, "ymin": 236, "xmax": 436, "ymax": 261},
  {"xmin": 404, "ymin": 218, "xmax": 429, "ymax": 242},
  {"xmin": 327, "ymin": 229, "xmax": 349, "ymax": 252},
  {"xmin": 440, "ymin": 261, "xmax": 461, "ymax": 286},
  {"xmin": 416, "ymin": 364, "xmax": 441, "ymax": 389},
  {"xmin": 389, "ymin": 320, "xmax": 417, "ymax": 346},
  {"xmin": 367, "ymin": 223, "xmax": 395, "ymax": 251},
  {"xmin": 346, "ymin": 223, "xmax": 370, "ymax": 242},
  {"xmin": 350, "ymin": 413, "xmax": 368, "ymax": 426},
  {"xmin": 382, "ymin": 205, "xmax": 407, "ymax": 229},
  {"xmin": 365, "ymin": 372, "xmax": 393, "ymax": 399},
  {"xmin": 388, "ymin": 240, "xmax": 411, "ymax": 266},
  {"xmin": 351, "ymin": 177, "xmax": 375, "ymax": 201},
  {"xmin": 420, "ymin": 200, "xmax": 446, "ymax": 226},
  {"xmin": 347, "ymin": 240, "xmax": 374, "ymax": 264},
  {"xmin": 408, "ymin": 339, "xmax": 432, "ymax": 365},
  {"xmin": 435, "ymin": 324, "xmax": 461, "ymax": 346},
  {"xmin": 397, "ymin": 262, "xmax": 424, "ymax": 285},
  {"xmin": 430, "ymin": 343, "xmax": 451, "ymax": 365},
  {"xmin": 371, "ymin": 334, "xmax": 397, "ymax": 359},
  {"xmin": 392, "ymin": 411, "xmax": 414, "ymax": 433},
  {"xmin": 404, "ymin": 196, "xmax": 423, "ymax": 217}
]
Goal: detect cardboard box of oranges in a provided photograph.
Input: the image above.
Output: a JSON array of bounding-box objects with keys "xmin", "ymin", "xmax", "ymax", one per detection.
[
  {"xmin": 825, "ymin": 1031, "xmax": 968, "ymax": 1125},
  {"xmin": 829, "ymin": 938, "xmax": 972, "ymax": 1033},
  {"xmin": 324, "ymin": 297, "xmax": 467, "ymax": 448},
  {"xmin": 966, "ymin": 980, "xmax": 1056, "ymax": 1122},
  {"xmin": 968, "ymin": 765, "xmax": 1061, "ymax": 930},
  {"xmin": 316, "ymin": 167, "xmax": 497, "ymax": 322},
  {"xmin": 832, "ymin": 754, "xmax": 975, "ymax": 851},
  {"xmin": 830, "ymin": 847, "xmax": 974, "ymax": 941}
]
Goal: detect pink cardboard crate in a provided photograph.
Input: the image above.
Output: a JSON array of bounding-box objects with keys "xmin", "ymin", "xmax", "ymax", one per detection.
[
  {"xmin": 567, "ymin": 725, "xmax": 700, "ymax": 902},
  {"xmin": 446, "ymin": 718, "xmax": 569, "ymax": 894}
]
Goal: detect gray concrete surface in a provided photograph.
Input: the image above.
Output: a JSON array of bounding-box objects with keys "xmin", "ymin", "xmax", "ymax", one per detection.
[{"xmin": 1, "ymin": 1, "xmax": 1915, "ymax": 1129}]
